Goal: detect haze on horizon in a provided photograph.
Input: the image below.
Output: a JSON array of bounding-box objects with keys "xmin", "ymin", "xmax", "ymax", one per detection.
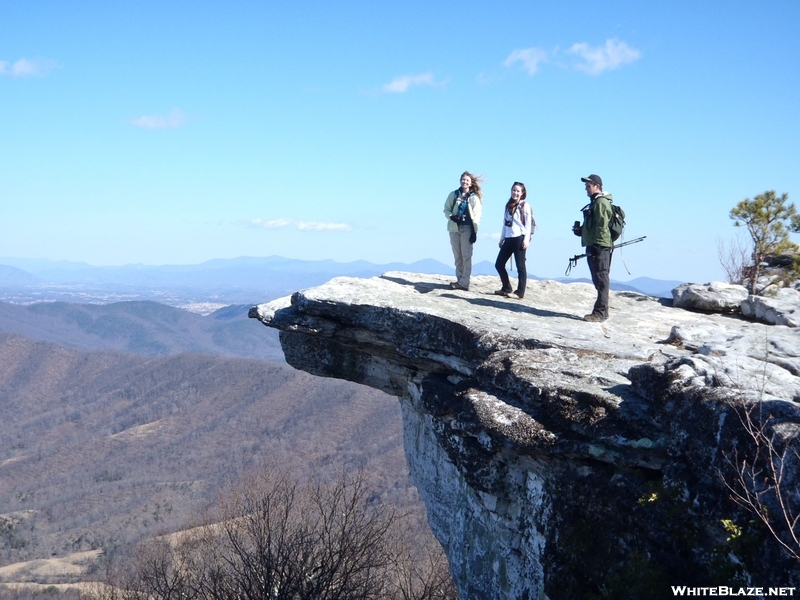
[{"xmin": 1, "ymin": 1, "xmax": 798, "ymax": 284}]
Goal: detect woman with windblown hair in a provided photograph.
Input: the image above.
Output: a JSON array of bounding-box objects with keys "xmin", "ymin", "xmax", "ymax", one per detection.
[
  {"xmin": 443, "ymin": 171, "xmax": 483, "ymax": 291},
  {"xmin": 495, "ymin": 181, "xmax": 533, "ymax": 300}
]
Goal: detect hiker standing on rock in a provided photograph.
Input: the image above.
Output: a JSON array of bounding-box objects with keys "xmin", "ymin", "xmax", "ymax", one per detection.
[
  {"xmin": 444, "ymin": 171, "xmax": 483, "ymax": 291},
  {"xmin": 494, "ymin": 182, "xmax": 533, "ymax": 300},
  {"xmin": 573, "ymin": 174, "xmax": 613, "ymax": 322}
]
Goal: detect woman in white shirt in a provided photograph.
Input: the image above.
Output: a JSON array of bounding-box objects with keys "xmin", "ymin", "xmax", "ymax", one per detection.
[{"xmin": 494, "ymin": 182, "xmax": 533, "ymax": 300}]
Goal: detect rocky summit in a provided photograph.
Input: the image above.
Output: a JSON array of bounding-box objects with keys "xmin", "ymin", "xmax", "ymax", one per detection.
[{"xmin": 250, "ymin": 272, "xmax": 800, "ymax": 599}]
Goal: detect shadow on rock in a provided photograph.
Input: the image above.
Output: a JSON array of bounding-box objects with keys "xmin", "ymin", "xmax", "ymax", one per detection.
[{"xmin": 452, "ymin": 293, "xmax": 584, "ymax": 321}]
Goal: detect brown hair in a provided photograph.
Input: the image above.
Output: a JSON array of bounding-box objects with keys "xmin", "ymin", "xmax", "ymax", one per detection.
[
  {"xmin": 461, "ymin": 171, "xmax": 484, "ymax": 201},
  {"xmin": 505, "ymin": 181, "xmax": 527, "ymax": 214}
]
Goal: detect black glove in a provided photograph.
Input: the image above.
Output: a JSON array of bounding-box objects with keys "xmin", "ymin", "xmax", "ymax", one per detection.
[
  {"xmin": 469, "ymin": 229, "xmax": 477, "ymax": 244},
  {"xmin": 450, "ymin": 215, "xmax": 460, "ymax": 223},
  {"xmin": 572, "ymin": 221, "xmax": 582, "ymax": 236}
]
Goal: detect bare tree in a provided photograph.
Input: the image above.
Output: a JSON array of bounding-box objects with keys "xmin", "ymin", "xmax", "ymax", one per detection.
[
  {"xmin": 723, "ymin": 402, "xmax": 800, "ymax": 563},
  {"xmin": 206, "ymin": 467, "xmax": 396, "ymax": 600},
  {"xmin": 92, "ymin": 536, "xmax": 202, "ymax": 600},
  {"xmin": 716, "ymin": 233, "xmax": 751, "ymax": 285},
  {"xmin": 387, "ymin": 522, "xmax": 457, "ymax": 600},
  {"xmin": 95, "ymin": 465, "xmax": 457, "ymax": 600}
]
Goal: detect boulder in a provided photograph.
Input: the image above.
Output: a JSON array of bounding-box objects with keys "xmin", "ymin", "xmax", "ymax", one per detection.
[
  {"xmin": 741, "ymin": 287, "xmax": 800, "ymax": 327},
  {"xmin": 671, "ymin": 281, "xmax": 748, "ymax": 312}
]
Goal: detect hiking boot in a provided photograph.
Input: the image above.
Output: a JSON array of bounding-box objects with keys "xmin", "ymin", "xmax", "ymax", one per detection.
[
  {"xmin": 450, "ymin": 282, "xmax": 468, "ymax": 291},
  {"xmin": 584, "ymin": 313, "xmax": 607, "ymax": 322},
  {"xmin": 494, "ymin": 288, "xmax": 512, "ymax": 296},
  {"xmin": 508, "ymin": 292, "xmax": 524, "ymax": 300}
]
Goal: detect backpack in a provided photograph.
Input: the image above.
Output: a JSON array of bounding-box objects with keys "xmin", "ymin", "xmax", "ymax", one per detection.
[
  {"xmin": 609, "ymin": 202, "xmax": 625, "ymax": 242},
  {"xmin": 517, "ymin": 201, "xmax": 528, "ymax": 228},
  {"xmin": 520, "ymin": 201, "xmax": 537, "ymax": 234}
]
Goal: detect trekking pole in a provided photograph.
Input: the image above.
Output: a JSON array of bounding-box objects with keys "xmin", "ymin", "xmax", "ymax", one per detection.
[
  {"xmin": 565, "ymin": 252, "xmax": 587, "ymax": 276},
  {"xmin": 565, "ymin": 236, "xmax": 647, "ymax": 276}
]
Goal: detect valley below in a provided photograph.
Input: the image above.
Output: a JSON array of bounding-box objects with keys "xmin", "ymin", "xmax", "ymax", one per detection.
[{"xmin": 0, "ymin": 330, "xmax": 423, "ymax": 588}]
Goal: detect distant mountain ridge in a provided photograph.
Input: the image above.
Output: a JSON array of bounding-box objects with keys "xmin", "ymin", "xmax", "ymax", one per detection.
[
  {"xmin": 0, "ymin": 255, "xmax": 454, "ymax": 280},
  {"xmin": 0, "ymin": 264, "xmax": 38, "ymax": 286},
  {"xmin": 0, "ymin": 256, "xmax": 459, "ymax": 307},
  {"xmin": 0, "ymin": 301, "xmax": 282, "ymax": 360},
  {"xmin": 0, "ymin": 255, "xmax": 684, "ymax": 304}
]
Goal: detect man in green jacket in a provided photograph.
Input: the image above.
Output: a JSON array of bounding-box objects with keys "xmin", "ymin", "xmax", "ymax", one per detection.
[{"xmin": 572, "ymin": 174, "xmax": 613, "ymax": 322}]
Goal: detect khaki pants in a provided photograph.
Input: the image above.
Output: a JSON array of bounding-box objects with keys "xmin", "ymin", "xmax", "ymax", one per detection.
[{"xmin": 449, "ymin": 224, "xmax": 473, "ymax": 289}]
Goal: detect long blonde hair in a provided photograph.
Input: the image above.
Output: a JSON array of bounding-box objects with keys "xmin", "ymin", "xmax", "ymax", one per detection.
[{"xmin": 461, "ymin": 171, "xmax": 484, "ymax": 201}]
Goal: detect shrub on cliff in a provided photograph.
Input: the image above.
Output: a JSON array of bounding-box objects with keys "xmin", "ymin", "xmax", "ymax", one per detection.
[{"xmin": 723, "ymin": 402, "xmax": 800, "ymax": 565}]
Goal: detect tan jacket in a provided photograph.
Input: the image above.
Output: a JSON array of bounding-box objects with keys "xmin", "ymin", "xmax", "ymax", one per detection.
[{"xmin": 444, "ymin": 190, "xmax": 482, "ymax": 234}]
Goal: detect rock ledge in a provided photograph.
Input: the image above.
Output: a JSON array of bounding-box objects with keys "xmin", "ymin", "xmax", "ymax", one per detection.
[{"xmin": 251, "ymin": 273, "xmax": 800, "ymax": 598}]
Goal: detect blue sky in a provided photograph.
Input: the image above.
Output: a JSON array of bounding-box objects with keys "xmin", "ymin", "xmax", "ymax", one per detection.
[{"xmin": 1, "ymin": 1, "xmax": 798, "ymax": 283}]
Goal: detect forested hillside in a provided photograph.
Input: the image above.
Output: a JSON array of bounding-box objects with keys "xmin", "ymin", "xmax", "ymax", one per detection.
[
  {"xmin": 0, "ymin": 333, "xmax": 419, "ymax": 582},
  {"xmin": 0, "ymin": 301, "xmax": 281, "ymax": 360}
]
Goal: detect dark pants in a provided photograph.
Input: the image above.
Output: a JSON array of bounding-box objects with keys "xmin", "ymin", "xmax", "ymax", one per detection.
[
  {"xmin": 587, "ymin": 245, "xmax": 612, "ymax": 318},
  {"xmin": 495, "ymin": 235, "xmax": 527, "ymax": 296}
]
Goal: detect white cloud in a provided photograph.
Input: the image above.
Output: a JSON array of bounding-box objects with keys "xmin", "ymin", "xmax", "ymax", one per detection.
[
  {"xmin": 504, "ymin": 48, "xmax": 549, "ymax": 75},
  {"xmin": 246, "ymin": 218, "xmax": 352, "ymax": 232},
  {"xmin": 0, "ymin": 58, "xmax": 56, "ymax": 78},
  {"xmin": 250, "ymin": 218, "xmax": 292, "ymax": 230},
  {"xmin": 297, "ymin": 221, "xmax": 352, "ymax": 232},
  {"xmin": 129, "ymin": 108, "xmax": 188, "ymax": 130},
  {"xmin": 567, "ymin": 39, "xmax": 640, "ymax": 75},
  {"xmin": 382, "ymin": 72, "xmax": 446, "ymax": 93}
]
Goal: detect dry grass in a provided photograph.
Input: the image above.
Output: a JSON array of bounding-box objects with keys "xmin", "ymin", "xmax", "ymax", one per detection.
[{"xmin": 0, "ymin": 551, "xmax": 102, "ymax": 579}]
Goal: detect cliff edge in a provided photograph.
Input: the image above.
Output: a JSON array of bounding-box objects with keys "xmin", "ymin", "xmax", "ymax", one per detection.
[{"xmin": 250, "ymin": 272, "xmax": 800, "ymax": 598}]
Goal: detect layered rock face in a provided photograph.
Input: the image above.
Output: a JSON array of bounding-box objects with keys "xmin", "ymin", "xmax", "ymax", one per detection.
[{"xmin": 250, "ymin": 273, "xmax": 800, "ymax": 599}]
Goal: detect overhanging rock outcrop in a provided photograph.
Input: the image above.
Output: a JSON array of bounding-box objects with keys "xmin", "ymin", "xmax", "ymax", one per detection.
[{"xmin": 250, "ymin": 272, "xmax": 800, "ymax": 598}]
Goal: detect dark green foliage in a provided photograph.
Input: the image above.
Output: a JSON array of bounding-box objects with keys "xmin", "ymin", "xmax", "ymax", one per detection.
[{"xmin": 546, "ymin": 468, "xmax": 754, "ymax": 599}]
